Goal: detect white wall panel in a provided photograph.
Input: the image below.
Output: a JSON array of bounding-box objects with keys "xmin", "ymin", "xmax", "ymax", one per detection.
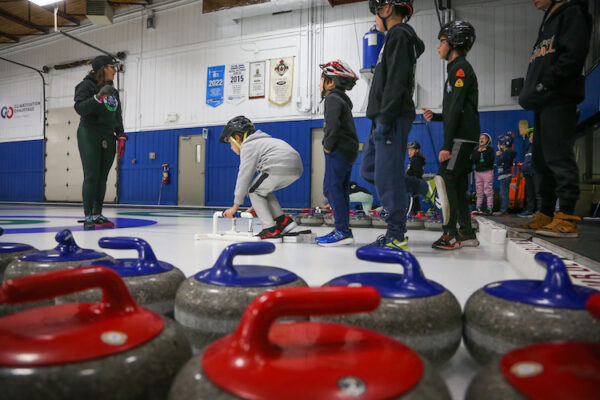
[{"xmin": 0, "ymin": 0, "xmax": 544, "ymax": 136}]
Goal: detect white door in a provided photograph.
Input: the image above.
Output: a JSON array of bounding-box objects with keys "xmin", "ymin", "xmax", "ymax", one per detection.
[
  {"xmin": 310, "ymin": 128, "xmax": 327, "ymax": 208},
  {"xmin": 45, "ymin": 107, "xmax": 117, "ymax": 202}
]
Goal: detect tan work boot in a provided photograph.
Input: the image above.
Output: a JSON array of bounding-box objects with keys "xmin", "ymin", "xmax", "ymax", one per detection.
[
  {"xmin": 536, "ymin": 212, "xmax": 581, "ymax": 238},
  {"xmin": 512, "ymin": 212, "xmax": 553, "ymax": 233}
]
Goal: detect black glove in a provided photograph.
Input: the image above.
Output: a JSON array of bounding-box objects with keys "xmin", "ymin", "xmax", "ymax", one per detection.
[{"xmin": 98, "ymin": 84, "xmax": 118, "ymax": 96}]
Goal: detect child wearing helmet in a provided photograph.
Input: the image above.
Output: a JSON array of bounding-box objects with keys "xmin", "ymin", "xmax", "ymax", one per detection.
[
  {"xmin": 470, "ymin": 133, "xmax": 495, "ymax": 215},
  {"xmin": 518, "ymin": 128, "xmax": 536, "ymax": 217},
  {"xmin": 221, "ymin": 116, "xmax": 303, "ymax": 239},
  {"xmin": 422, "ymin": 20, "xmax": 480, "ymax": 249},
  {"xmin": 406, "ymin": 141, "xmax": 425, "ymax": 214},
  {"xmin": 315, "ymin": 60, "xmax": 359, "ymax": 247},
  {"xmin": 494, "ymin": 133, "xmax": 517, "ymax": 216},
  {"xmin": 361, "ymin": 0, "xmax": 425, "ymax": 251},
  {"xmin": 515, "ymin": 0, "xmax": 592, "ymax": 238}
]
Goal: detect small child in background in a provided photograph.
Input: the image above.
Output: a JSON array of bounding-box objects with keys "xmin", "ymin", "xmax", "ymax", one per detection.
[
  {"xmin": 349, "ymin": 181, "xmax": 374, "ymax": 213},
  {"xmin": 494, "ymin": 133, "xmax": 517, "ymax": 216},
  {"xmin": 315, "ymin": 60, "xmax": 359, "ymax": 247},
  {"xmin": 470, "ymin": 133, "xmax": 494, "ymax": 215},
  {"xmin": 406, "ymin": 141, "xmax": 426, "ymax": 214},
  {"xmin": 519, "ymin": 128, "xmax": 536, "ymax": 217},
  {"xmin": 221, "ymin": 116, "xmax": 302, "ymax": 239}
]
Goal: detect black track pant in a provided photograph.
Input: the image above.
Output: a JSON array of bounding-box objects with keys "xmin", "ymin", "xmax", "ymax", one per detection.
[
  {"xmin": 77, "ymin": 125, "xmax": 115, "ymax": 216},
  {"xmin": 438, "ymin": 140, "xmax": 476, "ymax": 235},
  {"xmin": 524, "ymin": 174, "xmax": 537, "ymax": 213},
  {"xmin": 533, "ymin": 101, "xmax": 580, "ymax": 215}
]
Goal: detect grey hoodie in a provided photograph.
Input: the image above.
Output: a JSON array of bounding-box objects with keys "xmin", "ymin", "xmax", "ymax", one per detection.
[{"xmin": 234, "ymin": 130, "xmax": 303, "ymax": 205}]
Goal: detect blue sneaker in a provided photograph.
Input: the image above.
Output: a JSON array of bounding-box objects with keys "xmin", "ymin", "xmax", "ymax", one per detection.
[
  {"xmin": 363, "ymin": 234, "xmax": 408, "ymax": 251},
  {"xmin": 316, "ymin": 229, "xmax": 354, "ymax": 247},
  {"xmin": 518, "ymin": 210, "xmax": 534, "ymax": 218}
]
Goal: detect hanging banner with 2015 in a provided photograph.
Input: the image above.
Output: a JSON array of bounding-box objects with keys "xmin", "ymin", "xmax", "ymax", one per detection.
[
  {"xmin": 269, "ymin": 57, "xmax": 294, "ymax": 106},
  {"xmin": 226, "ymin": 63, "xmax": 248, "ymax": 105}
]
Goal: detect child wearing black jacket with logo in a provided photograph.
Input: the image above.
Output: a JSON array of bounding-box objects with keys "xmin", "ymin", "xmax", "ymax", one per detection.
[
  {"xmin": 422, "ymin": 21, "xmax": 480, "ymax": 250},
  {"xmin": 516, "ymin": 0, "xmax": 592, "ymax": 238}
]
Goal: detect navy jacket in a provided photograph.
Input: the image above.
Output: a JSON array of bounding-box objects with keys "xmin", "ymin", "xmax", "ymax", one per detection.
[
  {"xmin": 496, "ymin": 149, "xmax": 517, "ymax": 180},
  {"xmin": 522, "ymin": 141, "xmax": 534, "ymax": 175},
  {"xmin": 323, "ymin": 89, "xmax": 358, "ymax": 163}
]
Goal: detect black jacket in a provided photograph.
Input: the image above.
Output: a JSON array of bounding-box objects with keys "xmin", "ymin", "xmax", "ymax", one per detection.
[
  {"xmin": 522, "ymin": 141, "xmax": 534, "ymax": 175},
  {"xmin": 470, "ymin": 146, "xmax": 495, "ymax": 172},
  {"xmin": 323, "ymin": 89, "xmax": 358, "ymax": 162},
  {"xmin": 366, "ymin": 23, "xmax": 425, "ymax": 125},
  {"xmin": 496, "ymin": 149, "xmax": 517, "ymax": 179},
  {"xmin": 518, "ymin": 0, "xmax": 592, "ymax": 110},
  {"xmin": 74, "ymin": 75, "xmax": 124, "ymax": 135},
  {"xmin": 432, "ymin": 56, "xmax": 480, "ymax": 151},
  {"xmin": 406, "ymin": 152, "xmax": 425, "ymax": 178}
]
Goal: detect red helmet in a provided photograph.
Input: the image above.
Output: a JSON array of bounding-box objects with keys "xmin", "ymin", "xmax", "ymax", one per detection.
[{"xmin": 319, "ymin": 60, "xmax": 359, "ymax": 90}]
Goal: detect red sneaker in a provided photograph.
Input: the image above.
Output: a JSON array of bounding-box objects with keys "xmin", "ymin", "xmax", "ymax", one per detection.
[
  {"xmin": 94, "ymin": 215, "xmax": 115, "ymax": 228},
  {"xmin": 256, "ymin": 226, "xmax": 283, "ymax": 239},
  {"xmin": 277, "ymin": 216, "xmax": 297, "ymax": 234}
]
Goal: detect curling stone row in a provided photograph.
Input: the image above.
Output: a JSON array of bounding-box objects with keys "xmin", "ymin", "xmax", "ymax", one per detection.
[
  {"xmin": 0, "ymin": 267, "xmax": 192, "ymax": 400},
  {"xmin": 168, "ymin": 286, "xmax": 452, "ymax": 400},
  {"xmin": 465, "ymin": 293, "xmax": 600, "ymax": 400},
  {"xmin": 174, "ymin": 242, "xmax": 307, "ymax": 352}
]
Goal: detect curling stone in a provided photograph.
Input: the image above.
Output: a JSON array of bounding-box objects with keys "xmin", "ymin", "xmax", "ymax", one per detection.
[
  {"xmin": 174, "ymin": 242, "xmax": 307, "ymax": 352},
  {"xmin": 298, "ymin": 208, "xmax": 325, "ymax": 226},
  {"xmin": 406, "ymin": 215, "xmax": 425, "ymax": 230},
  {"xmin": 0, "ymin": 227, "xmax": 36, "ymax": 282},
  {"xmin": 0, "ymin": 266, "xmax": 192, "ymax": 400},
  {"xmin": 317, "ymin": 247, "xmax": 462, "ymax": 367},
  {"xmin": 1, "ymin": 229, "xmax": 113, "ymax": 315},
  {"xmin": 424, "ymin": 215, "xmax": 443, "ymax": 231},
  {"xmin": 57, "ymin": 237, "xmax": 186, "ymax": 317},
  {"xmin": 465, "ymin": 293, "xmax": 600, "ymax": 400},
  {"xmin": 349, "ymin": 210, "xmax": 373, "ymax": 228},
  {"xmin": 168, "ymin": 286, "xmax": 451, "ymax": 400},
  {"xmin": 464, "ymin": 252, "xmax": 600, "ymax": 365},
  {"xmin": 371, "ymin": 210, "xmax": 388, "ymax": 228},
  {"xmin": 323, "ymin": 212, "xmax": 335, "ymax": 226}
]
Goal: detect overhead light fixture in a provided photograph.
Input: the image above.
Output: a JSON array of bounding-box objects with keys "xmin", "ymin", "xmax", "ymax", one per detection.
[{"xmin": 29, "ymin": 0, "xmax": 62, "ymax": 6}]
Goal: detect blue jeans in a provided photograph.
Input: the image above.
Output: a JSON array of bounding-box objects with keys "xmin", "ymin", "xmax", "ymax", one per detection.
[
  {"xmin": 324, "ymin": 151, "xmax": 353, "ymax": 233},
  {"xmin": 360, "ymin": 116, "xmax": 412, "ymax": 238},
  {"xmin": 499, "ymin": 178, "xmax": 510, "ymax": 212}
]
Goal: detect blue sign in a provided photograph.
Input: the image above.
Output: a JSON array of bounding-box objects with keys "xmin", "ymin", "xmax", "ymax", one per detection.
[{"xmin": 206, "ymin": 65, "xmax": 225, "ymax": 108}]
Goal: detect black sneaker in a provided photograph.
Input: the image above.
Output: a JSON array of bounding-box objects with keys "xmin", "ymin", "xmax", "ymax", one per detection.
[
  {"xmin": 256, "ymin": 226, "xmax": 283, "ymax": 240},
  {"xmin": 432, "ymin": 234, "xmax": 462, "ymax": 250},
  {"xmin": 277, "ymin": 215, "xmax": 297, "ymax": 234},
  {"xmin": 458, "ymin": 232, "xmax": 480, "ymax": 247},
  {"xmin": 83, "ymin": 216, "xmax": 95, "ymax": 230},
  {"xmin": 94, "ymin": 214, "xmax": 115, "ymax": 228}
]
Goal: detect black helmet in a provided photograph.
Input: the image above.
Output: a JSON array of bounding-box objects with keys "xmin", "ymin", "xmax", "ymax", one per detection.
[
  {"xmin": 438, "ymin": 21, "xmax": 476, "ymax": 52},
  {"xmin": 368, "ymin": 0, "xmax": 414, "ymax": 20},
  {"xmin": 497, "ymin": 132, "xmax": 514, "ymax": 148},
  {"xmin": 407, "ymin": 141, "xmax": 420, "ymax": 150},
  {"xmin": 219, "ymin": 116, "xmax": 255, "ymax": 144}
]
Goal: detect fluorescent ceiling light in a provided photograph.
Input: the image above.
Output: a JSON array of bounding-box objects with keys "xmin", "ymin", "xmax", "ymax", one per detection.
[{"xmin": 29, "ymin": 0, "xmax": 63, "ymax": 6}]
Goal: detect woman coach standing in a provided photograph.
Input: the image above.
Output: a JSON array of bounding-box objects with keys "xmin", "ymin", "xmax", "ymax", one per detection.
[{"xmin": 74, "ymin": 55, "xmax": 127, "ymax": 230}]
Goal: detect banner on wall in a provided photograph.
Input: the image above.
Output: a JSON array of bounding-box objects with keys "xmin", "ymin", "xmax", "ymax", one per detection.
[
  {"xmin": 206, "ymin": 65, "xmax": 225, "ymax": 108},
  {"xmin": 269, "ymin": 57, "xmax": 294, "ymax": 106},
  {"xmin": 249, "ymin": 61, "xmax": 265, "ymax": 99},
  {"xmin": 0, "ymin": 94, "xmax": 43, "ymax": 142},
  {"xmin": 226, "ymin": 63, "xmax": 248, "ymax": 105}
]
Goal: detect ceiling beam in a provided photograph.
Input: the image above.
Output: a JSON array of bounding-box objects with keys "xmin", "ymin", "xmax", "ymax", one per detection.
[
  {"xmin": 39, "ymin": 5, "xmax": 81, "ymax": 26},
  {"xmin": 0, "ymin": 9, "xmax": 49, "ymax": 34},
  {"xmin": 0, "ymin": 30, "xmax": 19, "ymax": 42}
]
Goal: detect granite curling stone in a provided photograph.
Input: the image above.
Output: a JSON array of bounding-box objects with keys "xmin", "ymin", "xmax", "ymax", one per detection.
[
  {"xmin": 349, "ymin": 210, "xmax": 373, "ymax": 228},
  {"xmin": 298, "ymin": 208, "xmax": 325, "ymax": 226},
  {"xmin": 465, "ymin": 293, "xmax": 600, "ymax": 400},
  {"xmin": 406, "ymin": 215, "xmax": 425, "ymax": 230},
  {"xmin": 1, "ymin": 229, "xmax": 113, "ymax": 315},
  {"xmin": 168, "ymin": 286, "xmax": 451, "ymax": 400},
  {"xmin": 0, "ymin": 227, "xmax": 36, "ymax": 282},
  {"xmin": 0, "ymin": 266, "xmax": 192, "ymax": 400},
  {"xmin": 57, "ymin": 237, "xmax": 185, "ymax": 317},
  {"xmin": 316, "ymin": 247, "xmax": 462, "ymax": 367},
  {"xmin": 174, "ymin": 241, "xmax": 307, "ymax": 352},
  {"xmin": 463, "ymin": 252, "xmax": 600, "ymax": 365}
]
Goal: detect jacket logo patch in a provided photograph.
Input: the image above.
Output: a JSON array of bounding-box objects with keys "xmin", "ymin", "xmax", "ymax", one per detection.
[
  {"xmin": 529, "ymin": 36, "xmax": 556, "ymax": 63},
  {"xmin": 454, "ymin": 79, "xmax": 464, "ymax": 88},
  {"xmin": 456, "ymin": 69, "xmax": 465, "ymax": 77}
]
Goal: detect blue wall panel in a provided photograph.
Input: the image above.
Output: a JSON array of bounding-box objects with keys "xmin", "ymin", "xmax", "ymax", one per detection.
[
  {"xmin": 0, "ymin": 140, "xmax": 44, "ymax": 202},
  {"xmin": 579, "ymin": 64, "xmax": 600, "ymax": 124}
]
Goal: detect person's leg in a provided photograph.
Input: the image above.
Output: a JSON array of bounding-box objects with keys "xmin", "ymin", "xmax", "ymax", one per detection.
[
  {"xmin": 349, "ymin": 192, "xmax": 374, "ymax": 213},
  {"xmin": 499, "ymin": 178, "xmax": 510, "ymax": 213},
  {"xmin": 538, "ymin": 102, "xmax": 580, "ymax": 215},
  {"xmin": 405, "ymin": 175, "xmax": 428, "ymax": 197},
  {"xmin": 94, "ymin": 134, "xmax": 116, "ymax": 216},
  {"xmin": 77, "ymin": 126, "xmax": 102, "ymax": 218},
  {"xmin": 324, "ymin": 152, "xmax": 352, "ymax": 233},
  {"xmin": 525, "ymin": 174, "xmax": 536, "ymax": 213},
  {"xmin": 482, "ymin": 170, "xmax": 494, "ymax": 210},
  {"xmin": 456, "ymin": 172, "xmax": 473, "ymax": 234},
  {"xmin": 475, "ymin": 171, "xmax": 484, "ymax": 208},
  {"xmin": 360, "ymin": 122, "xmax": 376, "ymax": 185},
  {"xmin": 373, "ymin": 117, "xmax": 411, "ymax": 239},
  {"xmin": 532, "ymin": 110, "xmax": 557, "ymax": 217}
]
